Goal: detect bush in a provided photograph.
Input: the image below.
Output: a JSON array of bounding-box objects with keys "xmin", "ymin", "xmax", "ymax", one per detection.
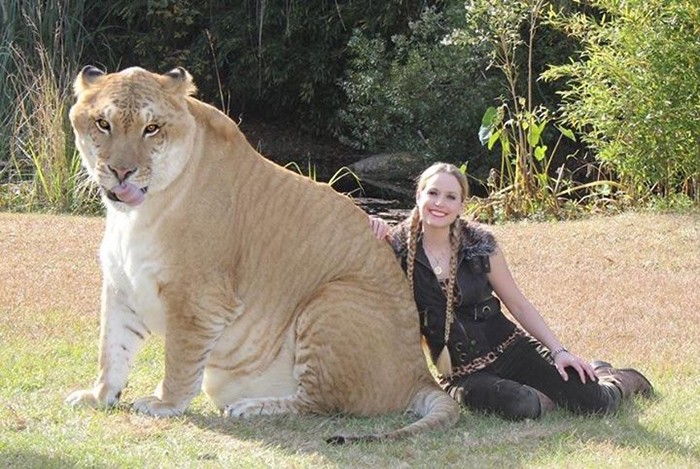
[
  {"xmin": 543, "ymin": 0, "xmax": 700, "ymax": 201},
  {"xmin": 338, "ymin": 5, "xmax": 501, "ymax": 177},
  {"xmin": 85, "ymin": 0, "xmax": 437, "ymax": 136}
]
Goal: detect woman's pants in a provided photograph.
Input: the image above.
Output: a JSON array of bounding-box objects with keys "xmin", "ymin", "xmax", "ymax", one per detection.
[{"xmin": 443, "ymin": 337, "xmax": 621, "ymax": 421}]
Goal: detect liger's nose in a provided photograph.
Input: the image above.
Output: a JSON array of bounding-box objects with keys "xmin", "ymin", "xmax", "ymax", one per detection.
[{"xmin": 108, "ymin": 165, "xmax": 137, "ymax": 183}]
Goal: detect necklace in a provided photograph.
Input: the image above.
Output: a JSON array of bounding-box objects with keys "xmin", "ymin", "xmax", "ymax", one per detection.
[{"xmin": 424, "ymin": 244, "xmax": 448, "ymax": 277}]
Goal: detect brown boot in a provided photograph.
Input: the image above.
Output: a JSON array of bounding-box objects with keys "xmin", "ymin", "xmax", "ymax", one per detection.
[
  {"xmin": 591, "ymin": 360, "xmax": 654, "ymax": 399},
  {"xmin": 535, "ymin": 389, "xmax": 556, "ymax": 416}
]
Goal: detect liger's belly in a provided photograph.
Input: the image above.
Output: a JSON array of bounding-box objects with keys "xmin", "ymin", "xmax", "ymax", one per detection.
[{"xmin": 202, "ymin": 327, "xmax": 298, "ymax": 409}]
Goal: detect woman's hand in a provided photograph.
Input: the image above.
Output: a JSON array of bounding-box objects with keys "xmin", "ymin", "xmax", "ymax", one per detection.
[
  {"xmin": 553, "ymin": 350, "xmax": 597, "ymax": 383},
  {"xmin": 369, "ymin": 215, "xmax": 391, "ymax": 241}
]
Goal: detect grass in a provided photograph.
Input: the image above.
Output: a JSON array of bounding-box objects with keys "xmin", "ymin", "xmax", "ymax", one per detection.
[
  {"xmin": 1, "ymin": 211, "xmax": 699, "ymax": 468},
  {"xmin": 0, "ymin": 0, "xmax": 102, "ymax": 215}
]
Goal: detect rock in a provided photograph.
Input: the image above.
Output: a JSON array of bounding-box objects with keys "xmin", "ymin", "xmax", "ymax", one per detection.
[
  {"xmin": 355, "ymin": 197, "xmax": 411, "ymax": 225},
  {"xmin": 348, "ymin": 152, "xmax": 425, "ymax": 198}
]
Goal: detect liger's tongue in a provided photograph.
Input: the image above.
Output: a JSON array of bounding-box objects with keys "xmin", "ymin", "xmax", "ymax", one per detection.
[{"xmin": 111, "ymin": 182, "xmax": 145, "ymax": 206}]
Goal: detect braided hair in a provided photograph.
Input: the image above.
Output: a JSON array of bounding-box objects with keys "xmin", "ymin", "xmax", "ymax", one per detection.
[{"xmin": 406, "ymin": 163, "xmax": 469, "ymax": 377}]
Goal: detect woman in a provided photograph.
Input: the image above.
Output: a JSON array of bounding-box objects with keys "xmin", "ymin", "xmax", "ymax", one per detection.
[{"xmin": 369, "ymin": 162, "xmax": 652, "ymax": 420}]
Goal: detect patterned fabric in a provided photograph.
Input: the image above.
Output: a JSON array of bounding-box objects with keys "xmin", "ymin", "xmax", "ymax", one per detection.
[{"xmin": 439, "ymin": 328, "xmax": 526, "ymax": 385}]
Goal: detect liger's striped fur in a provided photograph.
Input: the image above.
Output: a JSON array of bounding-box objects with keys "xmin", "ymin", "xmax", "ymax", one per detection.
[{"xmin": 65, "ymin": 66, "xmax": 460, "ymax": 443}]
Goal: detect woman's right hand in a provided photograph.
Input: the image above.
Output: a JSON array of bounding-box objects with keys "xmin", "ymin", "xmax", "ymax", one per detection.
[{"xmin": 369, "ymin": 215, "xmax": 391, "ymax": 241}]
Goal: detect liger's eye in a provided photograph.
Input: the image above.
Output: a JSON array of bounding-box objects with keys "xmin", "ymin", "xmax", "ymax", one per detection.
[
  {"xmin": 95, "ymin": 118, "xmax": 111, "ymax": 132},
  {"xmin": 143, "ymin": 123, "xmax": 160, "ymax": 136}
]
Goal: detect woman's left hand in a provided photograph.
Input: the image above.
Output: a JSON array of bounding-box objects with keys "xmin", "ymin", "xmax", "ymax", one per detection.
[
  {"xmin": 369, "ymin": 215, "xmax": 392, "ymax": 241},
  {"xmin": 553, "ymin": 351, "xmax": 597, "ymax": 383}
]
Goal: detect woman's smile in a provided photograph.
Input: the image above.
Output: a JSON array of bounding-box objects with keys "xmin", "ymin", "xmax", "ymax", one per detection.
[{"xmin": 416, "ymin": 172, "xmax": 464, "ymax": 228}]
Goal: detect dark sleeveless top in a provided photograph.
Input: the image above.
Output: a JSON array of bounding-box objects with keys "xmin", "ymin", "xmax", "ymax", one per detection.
[{"xmin": 389, "ymin": 218, "xmax": 525, "ymax": 380}]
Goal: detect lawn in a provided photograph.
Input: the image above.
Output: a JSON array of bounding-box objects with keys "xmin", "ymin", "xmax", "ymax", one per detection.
[{"xmin": 1, "ymin": 211, "xmax": 698, "ymax": 468}]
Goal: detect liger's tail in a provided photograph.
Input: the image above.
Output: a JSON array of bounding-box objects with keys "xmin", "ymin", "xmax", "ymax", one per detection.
[{"xmin": 326, "ymin": 386, "xmax": 460, "ymax": 444}]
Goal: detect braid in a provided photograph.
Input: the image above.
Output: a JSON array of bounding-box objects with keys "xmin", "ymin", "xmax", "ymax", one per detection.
[
  {"xmin": 410, "ymin": 162, "xmax": 469, "ymax": 378},
  {"xmin": 442, "ymin": 218, "xmax": 462, "ymax": 344},
  {"xmin": 432, "ymin": 217, "xmax": 462, "ymax": 378},
  {"xmin": 406, "ymin": 207, "xmax": 421, "ymax": 296}
]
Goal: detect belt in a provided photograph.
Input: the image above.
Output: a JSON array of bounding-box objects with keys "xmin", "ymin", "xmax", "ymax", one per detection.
[{"xmin": 456, "ymin": 296, "xmax": 501, "ymax": 321}]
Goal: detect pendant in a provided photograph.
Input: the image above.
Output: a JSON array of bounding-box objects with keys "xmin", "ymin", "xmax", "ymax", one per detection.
[{"xmin": 433, "ymin": 265, "xmax": 442, "ymax": 276}]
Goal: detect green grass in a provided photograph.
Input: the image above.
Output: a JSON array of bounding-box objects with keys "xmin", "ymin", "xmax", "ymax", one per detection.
[{"xmin": 1, "ymin": 211, "xmax": 699, "ymax": 468}]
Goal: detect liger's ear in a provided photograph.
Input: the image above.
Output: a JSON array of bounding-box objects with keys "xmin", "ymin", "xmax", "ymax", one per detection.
[
  {"xmin": 74, "ymin": 66, "xmax": 105, "ymax": 96},
  {"xmin": 161, "ymin": 67, "xmax": 197, "ymax": 97}
]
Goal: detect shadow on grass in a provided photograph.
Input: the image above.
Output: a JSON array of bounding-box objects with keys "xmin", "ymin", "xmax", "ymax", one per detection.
[
  {"xmin": 540, "ymin": 401, "xmax": 700, "ymax": 461},
  {"xmin": 181, "ymin": 395, "xmax": 700, "ymax": 466},
  {"xmin": 0, "ymin": 451, "xmax": 109, "ymax": 469}
]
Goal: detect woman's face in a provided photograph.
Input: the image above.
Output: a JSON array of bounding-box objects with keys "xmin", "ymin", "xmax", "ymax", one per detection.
[{"xmin": 416, "ymin": 172, "xmax": 464, "ymax": 229}]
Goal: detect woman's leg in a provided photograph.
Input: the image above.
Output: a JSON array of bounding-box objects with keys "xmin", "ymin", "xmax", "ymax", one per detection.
[
  {"xmin": 445, "ymin": 371, "xmax": 548, "ymax": 421},
  {"xmin": 493, "ymin": 337, "xmax": 621, "ymax": 415}
]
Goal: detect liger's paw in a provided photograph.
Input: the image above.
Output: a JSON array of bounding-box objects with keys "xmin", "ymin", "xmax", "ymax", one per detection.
[
  {"xmin": 223, "ymin": 398, "xmax": 273, "ymax": 419},
  {"xmin": 65, "ymin": 389, "xmax": 101, "ymax": 409},
  {"xmin": 65, "ymin": 386, "xmax": 119, "ymax": 409},
  {"xmin": 132, "ymin": 396, "xmax": 184, "ymax": 417}
]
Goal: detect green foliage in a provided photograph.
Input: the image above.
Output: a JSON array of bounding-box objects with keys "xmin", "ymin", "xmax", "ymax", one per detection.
[
  {"xmin": 0, "ymin": 0, "xmax": 102, "ymax": 214},
  {"xmin": 1, "ymin": 0, "xmax": 86, "ymax": 164},
  {"xmin": 95, "ymin": 0, "xmax": 210, "ymax": 86},
  {"xmin": 1, "ymin": 0, "xmax": 696, "ymax": 216},
  {"xmin": 543, "ymin": 0, "xmax": 700, "ymax": 202},
  {"xmin": 435, "ymin": 0, "xmax": 636, "ymax": 222},
  {"xmin": 460, "ymin": 0, "xmax": 609, "ymax": 221},
  {"xmin": 338, "ymin": 5, "xmax": 500, "ymax": 174},
  {"xmin": 90, "ymin": 1, "xmax": 436, "ymax": 135}
]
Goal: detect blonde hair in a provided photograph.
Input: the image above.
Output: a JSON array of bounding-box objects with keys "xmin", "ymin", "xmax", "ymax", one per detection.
[
  {"xmin": 406, "ymin": 163, "xmax": 467, "ymax": 376},
  {"xmin": 415, "ymin": 162, "xmax": 469, "ymax": 201}
]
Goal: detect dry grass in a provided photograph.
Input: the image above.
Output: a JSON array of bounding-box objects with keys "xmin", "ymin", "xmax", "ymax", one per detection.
[
  {"xmin": 490, "ymin": 212, "xmax": 700, "ymax": 376},
  {"xmin": 1, "ymin": 210, "xmax": 699, "ymax": 468}
]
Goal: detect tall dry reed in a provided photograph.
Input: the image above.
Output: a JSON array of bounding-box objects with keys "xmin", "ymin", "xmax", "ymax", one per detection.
[{"xmin": 0, "ymin": 0, "xmax": 100, "ymax": 213}]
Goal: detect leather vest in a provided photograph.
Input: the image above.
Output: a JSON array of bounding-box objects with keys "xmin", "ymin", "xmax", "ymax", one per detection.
[{"xmin": 390, "ymin": 220, "xmax": 519, "ymax": 368}]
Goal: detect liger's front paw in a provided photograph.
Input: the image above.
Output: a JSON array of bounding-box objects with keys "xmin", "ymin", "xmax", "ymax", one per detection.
[
  {"xmin": 223, "ymin": 398, "xmax": 270, "ymax": 419},
  {"xmin": 65, "ymin": 389, "xmax": 100, "ymax": 409},
  {"xmin": 132, "ymin": 396, "xmax": 184, "ymax": 417},
  {"xmin": 65, "ymin": 386, "xmax": 119, "ymax": 409}
]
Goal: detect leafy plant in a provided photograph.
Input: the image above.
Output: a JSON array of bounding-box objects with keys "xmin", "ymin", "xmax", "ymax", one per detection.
[
  {"xmin": 337, "ymin": 5, "xmax": 499, "ymax": 174},
  {"xmin": 93, "ymin": 0, "xmax": 440, "ymax": 138},
  {"xmin": 459, "ymin": 0, "xmax": 623, "ymax": 222},
  {"xmin": 543, "ymin": 0, "xmax": 700, "ymax": 203}
]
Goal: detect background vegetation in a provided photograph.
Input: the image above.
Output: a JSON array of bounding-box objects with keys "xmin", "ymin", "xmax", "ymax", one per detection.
[
  {"xmin": 543, "ymin": 0, "xmax": 700, "ymax": 202},
  {"xmin": 1, "ymin": 0, "xmax": 698, "ymax": 217}
]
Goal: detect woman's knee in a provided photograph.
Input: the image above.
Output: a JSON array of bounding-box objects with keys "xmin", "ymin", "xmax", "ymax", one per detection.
[
  {"xmin": 495, "ymin": 381, "xmax": 542, "ymax": 421},
  {"xmin": 574, "ymin": 381, "xmax": 621, "ymax": 415}
]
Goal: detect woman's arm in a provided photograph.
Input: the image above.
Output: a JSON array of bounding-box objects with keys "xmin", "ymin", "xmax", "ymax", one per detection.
[{"xmin": 487, "ymin": 248, "xmax": 596, "ymax": 383}]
